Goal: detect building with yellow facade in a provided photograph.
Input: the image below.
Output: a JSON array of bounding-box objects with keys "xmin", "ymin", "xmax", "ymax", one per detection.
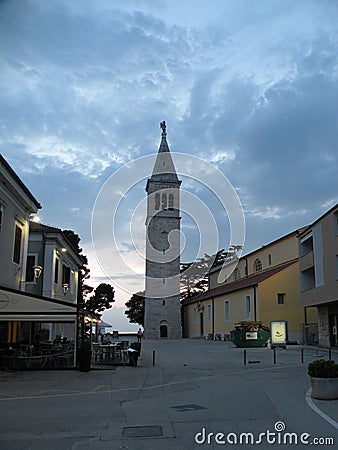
[{"xmin": 182, "ymin": 229, "xmax": 318, "ymax": 344}]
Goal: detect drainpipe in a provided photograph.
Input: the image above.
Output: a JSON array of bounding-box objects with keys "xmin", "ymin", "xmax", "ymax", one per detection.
[
  {"xmin": 304, "ymin": 307, "xmax": 308, "ymax": 345},
  {"xmin": 253, "ymin": 285, "xmax": 257, "ymax": 322},
  {"xmin": 212, "ymin": 298, "xmax": 215, "ymax": 337}
]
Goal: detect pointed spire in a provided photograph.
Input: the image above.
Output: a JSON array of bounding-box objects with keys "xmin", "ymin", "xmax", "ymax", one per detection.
[
  {"xmin": 149, "ymin": 121, "xmax": 179, "ymax": 183},
  {"xmin": 159, "ymin": 121, "xmax": 170, "ymax": 153}
]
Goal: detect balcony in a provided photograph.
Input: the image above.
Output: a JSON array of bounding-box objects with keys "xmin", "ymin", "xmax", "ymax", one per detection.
[{"xmin": 300, "ymin": 250, "xmax": 314, "ymax": 272}]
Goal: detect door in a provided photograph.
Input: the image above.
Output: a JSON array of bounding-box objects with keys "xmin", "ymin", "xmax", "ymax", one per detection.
[{"xmin": 200, "ymin": 313, "xmax": 204, "ymax": 336}]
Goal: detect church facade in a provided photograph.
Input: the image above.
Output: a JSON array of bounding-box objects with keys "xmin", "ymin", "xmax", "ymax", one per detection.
[{"xmin": 144, "ymin": 122, "xmax": 182, "ymax": 339}]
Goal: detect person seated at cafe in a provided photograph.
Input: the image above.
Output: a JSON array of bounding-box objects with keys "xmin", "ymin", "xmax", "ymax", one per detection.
[{"xmin": 53, "ymin": 334, "xmax": 61, "ymax": 345}]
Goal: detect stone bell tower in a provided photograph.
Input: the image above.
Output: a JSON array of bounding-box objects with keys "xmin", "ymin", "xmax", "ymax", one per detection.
[{"xmin": 144, "ymin": 121, "xmax": 182, "ymax": 339}]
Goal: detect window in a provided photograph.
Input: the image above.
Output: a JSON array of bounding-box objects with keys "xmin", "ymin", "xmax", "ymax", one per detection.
[
  {"xmin": 224, "ymin": 300, "xmax": 230, "ymax": 322},
  {"xmin": 300, "ymin": 233, "xmax": 313, "ymax": 256},
  {"xmin": 336, "ymin": 255, "xmax": 338, "ymax": 281},
  {"xmin": 245, "ymin": 295, "xmax": 251, "ymax": 320},
  {"xmin": 207, "ymin": 304, "xmax": 211, "ymax": 322},
  {"xmin": 26, "ymin": 254, "xmax": 37, "ymax": 282},
  {"xmin": 254, "ymin": 259, "xmax": 262, "ymax": 272},
  {"xmin": 277, "ymin": 293, "xmax": 285, "ymax": 305},
  {"xmin": 155, "ymin": 193, "xmax": 160, "ymax": 210},
  {"xmin": 54, "ymin": 257, "xmax": 59, "ymax": 284},
  {"xmin": 162, "ymin": 193, "xmax": 167, "ymax": 209},
  {"xmin": 13, "ymin": 224, "xmax": 23, "ymax": 264},
  {"xmin": 168, "ymin": 194, "xmax": 174, "ymax": 210},
  {"xmin": 234, "ymin": 268, "xmax": 241, "ymax": 280},
  {"xmin": 268, "ymin": 254, "xmax": 272, "ymax": 265},
  {"xmin": 62, "ymin": 265, "xmax": 71, "ymax": 285},
  {"xmin": 162, "ymin": 300, "xmax": 165, "ymax": 306}
]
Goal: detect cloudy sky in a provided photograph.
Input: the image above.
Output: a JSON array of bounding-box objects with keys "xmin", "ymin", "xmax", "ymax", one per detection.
[{"xmin": 1, "ymin": 0, "xmax": 337, "ymax": 330}]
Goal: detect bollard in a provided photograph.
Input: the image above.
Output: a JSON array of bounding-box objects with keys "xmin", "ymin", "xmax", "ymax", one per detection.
[
  {"xmin": 152, "ymin": 350, "xmax": 156, "ymax": 367},
  {"xmin": 243, "ymin": 349, "xmax": 247, "ymax": 365},
  {"xmin": 273, "ymin": 348, "xmax": 277, "ymax": 364},
  {"xmin": 328, "ymin": 347, "xmax": 332, "ymax": 361},
  {"xmin": 301, "ymin": 348, "xmax": 304, "ymax": 364}
]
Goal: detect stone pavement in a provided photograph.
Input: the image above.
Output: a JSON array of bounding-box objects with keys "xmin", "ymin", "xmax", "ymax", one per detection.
[{"xmin": 0, "ymin": 340, "xmax": 337, "ymax": 450}]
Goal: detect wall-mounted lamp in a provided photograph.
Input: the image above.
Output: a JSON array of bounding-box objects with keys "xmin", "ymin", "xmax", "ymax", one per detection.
[
  {"xmin": 61, "ymin": 248, "xmax": 67, "ymax": 253},
  {"xmin": 33, "ymin": 265, "xmax": 43, "ymax": 279},
  {"xmin": 29, "ymin": 215, "xmax": 41, "ymax": 223},
  {"xmin": 62, "ymin": 283, "xmax": 70, "ymax": 295}
]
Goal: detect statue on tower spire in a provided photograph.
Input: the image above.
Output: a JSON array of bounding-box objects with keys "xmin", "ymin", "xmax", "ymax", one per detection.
[{"xmin": 160, "ymin": 121, "xmax": 166, "ymax": 136}]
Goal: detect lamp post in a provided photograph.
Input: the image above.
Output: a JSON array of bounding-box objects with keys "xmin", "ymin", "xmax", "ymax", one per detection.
[
  {"xmin": 33, "ymin": 265, "xmax": 43, "ymax": 280},
  {"xmin": 62, "ymin": 283, "xmax": 70, "ymax": 295}
]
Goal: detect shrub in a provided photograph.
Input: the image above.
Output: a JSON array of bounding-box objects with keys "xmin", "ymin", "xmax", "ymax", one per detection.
[{"xmin": 308, "ymin": 359, "xmax": 338, "ymax": 378}]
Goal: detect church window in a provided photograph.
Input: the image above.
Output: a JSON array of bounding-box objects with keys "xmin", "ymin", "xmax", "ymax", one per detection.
[
  {"xmin": 169, "ymin": 194, "xmax": 174, "ymax": 210},
  {"xmin": 155, "ymin": 193, "xmax": 160, "ymax": 210},
  {"xmin": 254, "ymin": 259, "xmax": 262, "ymax": 272},
  {"xmin": 162, "ymin": 193, "xmax": 167, "ymax": 209}
]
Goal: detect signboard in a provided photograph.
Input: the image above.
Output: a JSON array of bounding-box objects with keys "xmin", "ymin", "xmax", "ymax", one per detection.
[
  {"xmin": 270, "ymin": 321, "xmax": 287, "ymax": 346},
  {"xmin": 245, "ymin": 332, "xmax": 258, "ymax": 340},
  {"xmin": 112, "ymin": 330, "xmax": 119, "ymax": 339}
]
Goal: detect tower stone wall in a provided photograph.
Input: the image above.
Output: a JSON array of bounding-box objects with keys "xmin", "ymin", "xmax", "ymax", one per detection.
[{"xmin": 144, "ymin": 122, "xmax": 182, "ymax": 339}]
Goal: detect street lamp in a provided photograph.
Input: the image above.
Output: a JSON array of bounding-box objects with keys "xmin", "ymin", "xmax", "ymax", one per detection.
[
  {"xmin": 33, "ymin": 265, "xmax": 43, "ymax": 279},
  {"xmin": 62, "ymin": 283, "xmax": 70, "ymax": 295}
]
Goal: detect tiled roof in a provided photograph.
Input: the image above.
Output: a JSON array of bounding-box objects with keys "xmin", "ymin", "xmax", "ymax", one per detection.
[
  {"xmin": 29, "ymin": 222, "xmax": 62, "ymax": 233},
  {"xmin": 182, "ymin": 259, "xmax": 297, "ymax": 305}
]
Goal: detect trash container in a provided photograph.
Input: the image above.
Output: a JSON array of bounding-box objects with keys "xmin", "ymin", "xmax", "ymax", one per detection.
[{"xmin": 230, "ymin": 322, "xmax": 270, "ymax": 348}]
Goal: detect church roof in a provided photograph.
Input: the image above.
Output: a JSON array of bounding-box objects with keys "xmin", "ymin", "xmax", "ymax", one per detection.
[{"xmin": 149, "ymin": 121, "xmax": 180, "ymax": 183}]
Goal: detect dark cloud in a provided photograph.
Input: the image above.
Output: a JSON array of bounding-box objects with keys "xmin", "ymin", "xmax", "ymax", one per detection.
[{"xmin": 0, "ymin": 0, "xmax": 337, "ymax": 295}]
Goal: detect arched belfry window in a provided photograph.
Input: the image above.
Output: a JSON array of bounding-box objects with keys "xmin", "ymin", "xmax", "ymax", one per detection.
[
  {"xmin": 169, "ymin": 194, "xmax": 174, "ymax": 210},
  {"xmin": 254, "ymin": 259, "xmax": 262, "ymax": 272},
  {"xmin": 162, "ymin": 193, "xmax": 167, "ymax": 209},
  {"xmin": 155, "ymin": 193, "xmax": 160, "ymax": 210}
]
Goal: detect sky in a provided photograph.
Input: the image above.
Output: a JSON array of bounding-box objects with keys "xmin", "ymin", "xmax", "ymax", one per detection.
[{"xmin": 0, "ymin": 0, "xmax": 337, "ymax": 331}]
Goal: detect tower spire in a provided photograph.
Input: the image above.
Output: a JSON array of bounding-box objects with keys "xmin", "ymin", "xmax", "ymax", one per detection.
[
  {"xmin": 159, "ymin": 120, "xmax": 170, "ymax": 153},
  {"xmin": 148, "ymin": 120, "xmax": 178, "ymax": 182}
]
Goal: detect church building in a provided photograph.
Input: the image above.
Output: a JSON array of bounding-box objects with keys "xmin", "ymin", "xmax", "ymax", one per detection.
[{"xmin": 144, "ymin": 122, "xmax": 182, "ymax": 339}]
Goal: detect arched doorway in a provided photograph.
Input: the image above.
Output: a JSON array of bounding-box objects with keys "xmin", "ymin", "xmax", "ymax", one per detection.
[{"xmin": 160, "ymin": 320, "xmax": 168, "ymax": 338}]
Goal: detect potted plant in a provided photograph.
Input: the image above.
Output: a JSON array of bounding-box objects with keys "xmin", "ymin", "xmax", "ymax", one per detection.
[
  {"xmin": 308, "ymin": 359, "xmax": 338, "ymax": 400},
  {"xmin": 78, "ymin": 341, "xmax": 92, "ymax": 372}
]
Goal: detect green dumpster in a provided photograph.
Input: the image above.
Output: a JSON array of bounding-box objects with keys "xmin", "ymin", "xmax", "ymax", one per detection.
[{"xmin": 230, "ymin": 321, "xmax": 270, "ymax": 348}]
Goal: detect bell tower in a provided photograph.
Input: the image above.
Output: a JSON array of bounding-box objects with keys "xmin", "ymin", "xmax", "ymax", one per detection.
[{"xmin": 144, "ymin": 121, "xmax": 182, "ymax": 339}]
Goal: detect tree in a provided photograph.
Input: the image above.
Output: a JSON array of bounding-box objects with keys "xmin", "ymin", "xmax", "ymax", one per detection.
[
  {"xmin": 62, "ymin": 229, "xmax": 93, "ymax": 307},
  {"xmin": 180, "ymin": 250, "xmax": 229, "ymax": 300},
  {"xmin": 125, "ymin": 291, "xmax": 145, "ymax": 326},
  {"xmin": 85, "ymin": 283, "xmax": 115, "ymax": 314}
]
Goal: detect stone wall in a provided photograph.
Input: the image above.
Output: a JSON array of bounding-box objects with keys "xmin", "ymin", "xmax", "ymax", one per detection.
[{"xmin": 318, "ymin": 305, "xmax": 330, "ymax": 347}]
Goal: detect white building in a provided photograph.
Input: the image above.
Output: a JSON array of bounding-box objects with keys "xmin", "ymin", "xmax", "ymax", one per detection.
[{"xmin": 0, "ymin": 155, "xmax": 78, "ymax": 356}]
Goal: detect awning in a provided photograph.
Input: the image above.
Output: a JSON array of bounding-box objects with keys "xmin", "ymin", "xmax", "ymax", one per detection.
[{"xmin": 0, "ymin": 286, "xmax": 77, "ymax": 322}]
